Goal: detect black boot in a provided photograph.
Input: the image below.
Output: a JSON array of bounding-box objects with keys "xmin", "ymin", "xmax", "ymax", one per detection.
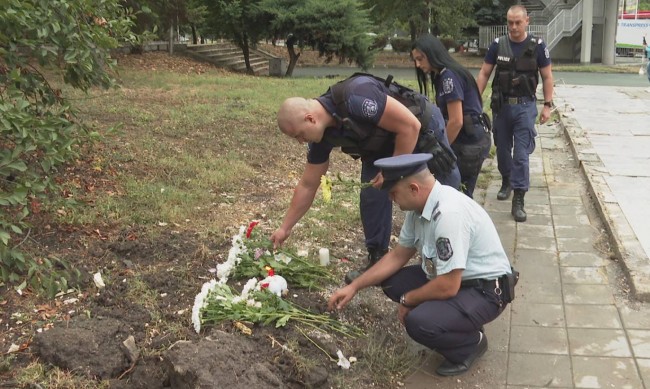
[
  {"xmin": 511, "ymin": 189, "xmax": 527, "ymax": 222},
  {"xmin": 497, "ymin": 177, "xmax": 512, "ymax": 201},
  {"xmin": 344, "ymin": 247, "xmax": 388, "ymax": 285}
]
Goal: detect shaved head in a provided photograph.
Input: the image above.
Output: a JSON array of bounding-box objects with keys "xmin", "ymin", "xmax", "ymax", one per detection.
[
  {"xmin": 508, "ymin": 5, "xmax": 528, "ymax": 17},
  {"xmin": 277, "ymin": 97, "xmax": 310, "ymax": 134}
]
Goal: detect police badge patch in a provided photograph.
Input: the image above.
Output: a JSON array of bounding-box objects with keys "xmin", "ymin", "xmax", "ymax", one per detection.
[
  {"xmin": 422, "ymin": 256, "xmax": 436, "ymax": 279},
  {"xmin": 442, "ymin": 78, "xmax": 454, "ymax": 95},
  {"xmin": 361, "ymin": 98, "xmax": 378, "ymax": 118},
  {"xmin": 436, "ymin": 237, "xmax": 453, "ymax": 261}
]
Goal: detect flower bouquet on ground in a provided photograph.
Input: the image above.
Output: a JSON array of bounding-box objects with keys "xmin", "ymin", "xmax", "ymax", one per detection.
[
  {"xmin": 219, "ymin": 221, "xmax": 335, "ymax": 290},
  {"xmin": 192, "ymin": 277, "xmax": 363, "ymax": 337}
]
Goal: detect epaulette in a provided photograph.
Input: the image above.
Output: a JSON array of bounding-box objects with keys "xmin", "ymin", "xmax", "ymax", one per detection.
[{"xmin": 432, "ymin": 201, "xmax": 442, "ymax": 221}]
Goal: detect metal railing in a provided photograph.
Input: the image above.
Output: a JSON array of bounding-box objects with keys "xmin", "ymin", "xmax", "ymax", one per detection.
[
  {"xmin": 479, "ymin": 25, "xmax": 548, "ymax": 48},
  {"xmin": 545, "ymin": 0, "xmax": 583, "ymax": 49}
]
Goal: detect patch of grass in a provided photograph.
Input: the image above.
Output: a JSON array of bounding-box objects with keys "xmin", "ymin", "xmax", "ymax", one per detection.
[
  {"xmin": 15, "ymin": 361, "xmax": 109, "ymax": 389},
  {"xmin": 334, "ymin": 330, "xmax": 420, "ymax": 386},
  {"xmin": 0, "ymin": 354, "xmax": 16, "ymax": 374},
  {"xmin": 476, "ymin": 160, "xmax": 495, "ymax": 191},
  {"xmin": 292, "ymin": 171, "xmax": 363, "ymax": 248},
  {"xmin": 124, "ymin": 276, "xmax": 161, "ymax": 321},
  {"xmin": 62, "ymin": 70, "xmax": 345, "ymax": 236},
  {"xmin": 553, "ymin": 63, "xmax": 641, "ymax": 73}
]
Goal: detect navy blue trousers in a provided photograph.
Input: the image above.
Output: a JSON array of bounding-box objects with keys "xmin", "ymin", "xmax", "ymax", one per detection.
[
  {"xmin": 381, "ymin": 265, "xmax": 505, "ymax": 363},
  {"xmin": 493, "ymin": 102, "xmax": 537, "ymax": 191}
]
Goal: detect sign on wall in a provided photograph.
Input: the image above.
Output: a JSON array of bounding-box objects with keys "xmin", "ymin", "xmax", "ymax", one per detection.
[{"xmin": 617, "ymin": 19, "xmax": 650, "ymax": 48}]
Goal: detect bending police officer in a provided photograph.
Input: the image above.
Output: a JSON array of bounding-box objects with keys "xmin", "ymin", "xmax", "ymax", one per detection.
[
  {"xmin": 476, "ymin": 5, "xmax": 554, "ymax": 222},
  {"xmin": 271, "ymin": 74, "xmax": 461, "ymax": 283}
]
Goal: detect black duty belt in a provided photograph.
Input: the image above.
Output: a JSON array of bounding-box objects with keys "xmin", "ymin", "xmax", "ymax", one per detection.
[
  {"xmin": 460, "ymin": 278, "xmax": 498, "ymax": 289},
  {"xmin": 503, "ymin": 96, "xmax": 536, "ymax": 105}
]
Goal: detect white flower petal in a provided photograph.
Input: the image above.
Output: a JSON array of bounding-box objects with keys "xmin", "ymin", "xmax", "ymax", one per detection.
[{"xmin": 336, "ymin": 349, "xmax": 350, "ymax": 369}]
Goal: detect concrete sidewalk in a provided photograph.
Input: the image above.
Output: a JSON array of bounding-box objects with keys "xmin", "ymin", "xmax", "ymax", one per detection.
[
  {"xmin": 403, "ymin": 88, "xmax": 650, "ymax": 388},
  {"xmin": 556, "ymin": 85, "xmax": 650, "ymax": 300}
]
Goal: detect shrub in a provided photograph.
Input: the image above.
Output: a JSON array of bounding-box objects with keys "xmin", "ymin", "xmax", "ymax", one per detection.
[
  {"xmin": 390, "ymin": 37, "xmax": 412, "ymax": 53},
  {"xmin": 0, "ymin": 0, "xmax": 135, "ymax": 295},
  {"xmin": 440, "ymin": 36, "xmax": 456, "ymax": 51},
  {"xmin": 370, "ymin": 34, "xmax": 390, "ymax": 51}
]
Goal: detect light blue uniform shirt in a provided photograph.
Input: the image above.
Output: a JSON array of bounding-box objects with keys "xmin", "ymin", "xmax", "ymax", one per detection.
[{"xmin": 398, "ymin": 183, "xmax": 512, "ymax": 280}]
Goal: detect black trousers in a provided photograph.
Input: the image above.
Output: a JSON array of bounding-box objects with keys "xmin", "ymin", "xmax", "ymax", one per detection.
[{"xmin": 381, "ymin": 265, "xmax": 505, "ymax": 363}]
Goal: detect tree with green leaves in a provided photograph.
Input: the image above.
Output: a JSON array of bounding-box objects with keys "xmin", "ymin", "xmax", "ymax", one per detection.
[
  {"xmin": 187, "ymin": 0, "xmax": 209, "ymax": 44},
  {"xmin": 0, "ymin": 0, "xmax": 134, "ymax": 295},
  {"xmin": 364, "ymin": 0, "xmax": 477, "ymax": 41},
  {"xmin": 258, "ymin": 0, "xmax": 375, "ymax": 76},
  {"xmin": 201, "ymin": 0, "xmax": 268, "ymax": 74}
]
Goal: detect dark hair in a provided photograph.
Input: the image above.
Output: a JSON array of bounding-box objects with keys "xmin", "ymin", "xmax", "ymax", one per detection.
[{"xmin": 412, "ymin": 33, "xmax": 482, "ymax": 106}]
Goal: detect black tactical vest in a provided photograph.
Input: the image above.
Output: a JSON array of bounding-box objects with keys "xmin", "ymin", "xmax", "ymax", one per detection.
[
  {"xmin": 323, "ymin": 73, "xmax": 432, "ymax": 159},
  {"xmin": 492, "ymin": 35, "xmax": 540, "ymax": 97}
]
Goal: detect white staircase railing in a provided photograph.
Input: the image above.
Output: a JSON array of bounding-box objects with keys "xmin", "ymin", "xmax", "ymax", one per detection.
[
  {"xmin": 545, "ymin": 0, "xmax": 583, "ymax": 49},
  {"xmin": 529, "ymin": 0, "xmax": 575, "ymax": 24}
]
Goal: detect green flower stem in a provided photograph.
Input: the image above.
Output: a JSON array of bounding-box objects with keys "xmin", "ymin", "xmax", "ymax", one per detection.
[
  {"xmin": 296, "ymin": 326, "xmax": 337, "ymax": 362},
  {"xmin": 200, "ymin": 284, "xmax": 362, "ymax": 338}
]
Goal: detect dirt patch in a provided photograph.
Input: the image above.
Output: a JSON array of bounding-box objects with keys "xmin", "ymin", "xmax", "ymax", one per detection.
[
  {"xmin": 257, "ymin": 42, "xmax": 485, "ymax": 69},
  {"xmin": 114, "ymin": 51, "xmax": 225, "ymax": 75}
]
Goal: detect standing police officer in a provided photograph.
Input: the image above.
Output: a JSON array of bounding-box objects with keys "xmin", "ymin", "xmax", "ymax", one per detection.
[
  {"xmin": 328, "ymin": 153, "xmax": 513, "ymax": 376},
  {"xmin": 476, "ymin": 5, "xmax": 554, "ymax": 222},
  {"xmin": 271, "ymin": 75, "xmax": 460, "ymax": 283}
]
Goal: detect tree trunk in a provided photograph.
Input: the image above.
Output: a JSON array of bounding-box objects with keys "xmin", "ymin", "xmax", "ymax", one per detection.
[
  {"xmin": 285, "ymin": 38, "xmax": 300, "ymax": 77},
  {"xmin": 242, "ymin": 33, "xmax": 254, "ymax": 75},
  {"xmin": 191, "ymin": 25, "xmax": 198, "ymax": 45},
  {"xmin": 409, "ymin": 20, "xmax": 417, "ymax": 42},
  {"xmin": 169, "ymin": 23, "xmax": 174, "ymax": 55}
]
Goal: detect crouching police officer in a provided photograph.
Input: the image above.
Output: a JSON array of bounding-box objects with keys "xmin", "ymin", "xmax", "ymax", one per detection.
[
  {"xmin": 271, "ymin": 74, "xmax": 461, "ymax": 283},
  {"xmin": 328, "ymin": 154, "xmax": 516, "ymax": 376}
]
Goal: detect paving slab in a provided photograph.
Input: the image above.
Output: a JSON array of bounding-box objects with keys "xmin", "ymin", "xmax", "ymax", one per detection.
[
  {"xmin": 567, "ymin": 328, "xmax": 632, "ymax": 357},
  {"xmin": 572, "ymin": 356, "xmax": 644, "ymax": 388}
]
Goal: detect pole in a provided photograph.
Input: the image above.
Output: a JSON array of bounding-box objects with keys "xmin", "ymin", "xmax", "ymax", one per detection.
[{"xmin": 169, "ymin": 23, "xmax": 174, "ymax": 55}]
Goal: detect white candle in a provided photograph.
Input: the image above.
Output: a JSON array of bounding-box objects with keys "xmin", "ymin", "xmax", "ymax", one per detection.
[{"xmin": 319, "ymin": 248, "xmax": 330, "ymax": 266}]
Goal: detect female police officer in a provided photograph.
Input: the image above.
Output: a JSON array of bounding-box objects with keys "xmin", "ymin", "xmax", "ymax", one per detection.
[{"xmin": 412, "ymin": 34, "xmax": 491, "ymax": 198}]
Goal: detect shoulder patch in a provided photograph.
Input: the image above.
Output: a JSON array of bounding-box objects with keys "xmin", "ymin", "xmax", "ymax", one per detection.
[
  {"xmin": 442, "ymin": 77, "xmax": 454, "ymax": 95},
  {"xmin": 436, "ymin": 237, "xmax": 453, "ymax": 261},
  {"xmin": 361, "ymin": 98, "xmax": 378, "ymax": 118}
]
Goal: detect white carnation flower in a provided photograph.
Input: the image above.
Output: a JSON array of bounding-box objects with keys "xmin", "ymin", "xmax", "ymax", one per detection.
[{"xmin": 191, "ymin": 279, "xmax": 218, "ymax": 333}]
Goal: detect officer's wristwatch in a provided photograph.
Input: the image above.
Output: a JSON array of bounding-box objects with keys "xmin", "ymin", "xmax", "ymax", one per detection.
[
  {"xmin": 400, "ymin": 294, "xmax": 417, "ymax": 308},
  {"xmin": 543, "ymin": 100, "xmax": 554, "ymax": 108}
]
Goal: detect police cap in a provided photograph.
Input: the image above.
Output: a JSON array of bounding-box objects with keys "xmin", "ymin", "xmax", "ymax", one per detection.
[{"xmin": 374, "ymin": 153, "xmax": 432, "ymax": 190}]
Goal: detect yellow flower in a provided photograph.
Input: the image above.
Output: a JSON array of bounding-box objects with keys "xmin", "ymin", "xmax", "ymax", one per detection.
[{"xmin": 320, "ymin": 175, "xmax": 332, "ymax": 203}]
